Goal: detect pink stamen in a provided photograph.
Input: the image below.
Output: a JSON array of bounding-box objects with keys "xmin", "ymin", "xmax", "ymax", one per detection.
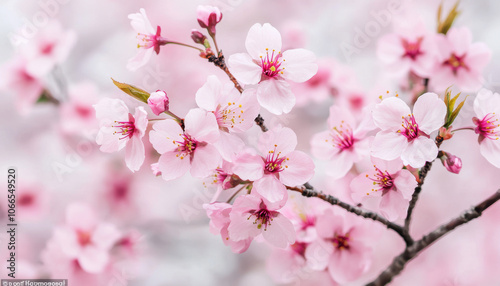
[
  {"xmin": 444, "ymin": 53, "xmax": 468, "ymax": 74},
  {"xmin": 332, "ymin": 233, "xmax": 350, "ymax": 250},
  {"xmin": 401, "ymin": 37, "xmax": 423, "ymax": 60},
  {"xmin": 112, "ymin": 114, "xmax": 136, "ymax": 140},
  {"xmin": 474, "ymin": 113, "xmax": 500, "ymax": 140},
  {"xmin": 330, "ymin": 122, "xmax": 355, "ymax": 151},
  {"xmin": 174, "ymin": 134, "xmax": 198, "ymax": 160},
  {"xmin": 264, "ymin": 145, "xmax": 288, "ymax": 174},
  {"xmin": 260, "ymin": 48, "xmax": 284, "ymax": 78},
  {"xmin": 247, "ymin": 202, "xmax": 278, "ymax": 230},
  {"xmin": 398, "ymin": 114, "xmax": 420, "ymax": 141}
]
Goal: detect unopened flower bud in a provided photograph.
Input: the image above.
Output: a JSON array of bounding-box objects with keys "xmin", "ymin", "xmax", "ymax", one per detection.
[
  {"xmin": 439, "ymin": 126, "xmax": 453, "ymax": 140},
  {"xmin": 197, "ymin": 5, "xmax": 222, "ymax": 35},
  {"xmin": 191, "ymin": 30, "xmax": 208, "ymax": 45},
  {"xmin": 440, "ymin": 151, "xmax": 462, "ymax": 174},
  {"xmin": 147, "ymin": 90, "xmax": 169, "ymax": 116}
]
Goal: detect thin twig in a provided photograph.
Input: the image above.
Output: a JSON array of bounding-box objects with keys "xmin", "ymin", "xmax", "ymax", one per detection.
[
  {"xmin": 404, "ymin": 135, "xmax": 444, "ymax": 230},
  {"xmin": 287, "ymin": 185, "xmax": 414, "ymax": 246},
  {"xmin": 367, "ymin": 189, "xmax": 500, "ymax": 286}
]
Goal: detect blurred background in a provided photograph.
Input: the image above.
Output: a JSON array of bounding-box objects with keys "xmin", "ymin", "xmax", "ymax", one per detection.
[{"xmin": 1, "ymin": 0, "xmax": 500, "ymax": 285}]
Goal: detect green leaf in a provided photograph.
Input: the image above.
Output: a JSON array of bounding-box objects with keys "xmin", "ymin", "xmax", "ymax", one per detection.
[
  {"xmin": 111, "ymin": 78, "xmax": 150, "ymax": 103},
  {"xmin": 437, "ymin": 1, "xmax": 460, "ymax": 34}
]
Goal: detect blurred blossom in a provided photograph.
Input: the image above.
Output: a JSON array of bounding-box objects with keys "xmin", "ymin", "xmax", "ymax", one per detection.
[{"xmin": 473, "ymin": 88, "xmax": 500, "ymax": 168}]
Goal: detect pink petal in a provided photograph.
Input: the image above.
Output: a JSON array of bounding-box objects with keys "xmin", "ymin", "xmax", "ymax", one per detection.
[
  {"xmin": 96, "ymin": 127, "xmax": 127, "ymax": 153},
  {"xmin": 371, "ymin": 131, "xmax": 408, "ymax": 161},
  {"xmin": 474, "ymin": 89, "xmax": 500, "ymax": 119},
  {"xmin": 91, "ymin": 223, "xmax": 121, "ymax": 250},
  {"xmin": 195, "ymin": 75, "xmax": 221, "ymax": 112},
  {"xmin": 327, "ymin": 105, "xmax": 357, "ymax": 130},
  {"xmin": 232, "ymin": 194, "xmax": 261, "ymax": 213},
  {"xmin": 157, "ymin": 151, "xmax": 191, "ymax": 181},
  {"xmin": 221, "ymin": 226, "xmax": 252, "ymax": 253},
  {"xmin": 149, "ymin": 119, "xmax": 184, "ymax": 154},
  {"xmin": 279, "ymin": 151, "xmax": 314, "ymax": 186},
  {"xmin": 371, "ymin": 157, "xmax": 403, "ymax": 175},
  {"xmin": 325, "ymin": 150, "xmax": 355, "ymax": 180},
  {"xmin": 466, "ymin": 43, "xmax": 492, "ymax": 72},
  {"xmin": 412, "ymin": 92, "xmax": 446, "ymax": 134},
  {"xmin": 393, "ymin": 169, "xmax": 417, "ymax": 200},
  {"xmin": 479, "ymin": 139, "xmax": 500, "ymax": 168},
  {"xmin": 127, "ymin": 47, "xmax": 154, "ymax": 71},
  {"xmin": 232, "ymin": 153, "xmax": 264, "ymax": 181},
  {"xmin": 262, "ymin": 214, "xmax": 296, "ymax": 248},
  {"xmin": 125, "ymin": 135, "xmax": 145, "ymax": 172},
  {"xmin": 379, "ymin": 190, "xmax": 409, "ymax": 221},
  {"xmin": 259, "ymin": 125, "xmax": 297, "ymax": 156},
  {"xmin": 281, "ymin": 48, "xmax": 318, "ymax": 83},
  {"xmin": 66, "ymin": 203, "xmax": 96, "ymax": 230},
  {"xmin": 376, "ymin": 34, "xmax": 405, "ymax": 64},
  {"xmin": 311, "ymin": 131, "xmax": 340, "ymax": 159},
  {"xmin": 305, "ymin": 239, "xmax": 333, "ymax": 271},
  {"xmin": 372, "ymin": 97, "xmax": 411, "ymax": 131},
  {"xmin": 93, "ymin": 98, "xmax": 129, "ymax": 122},
  {"xmin": 185, "ymin": 108, "xmax": 220, "ymax": 143},
  {"xmin": 350, "ymin": 172, "xmax": 383, "ymax": 203},
  {"xmin": 315, "ymin": 210, "xmax": 344, "ymax": 239},
  {"xmin": 256, "ymin": 79, "xmax": 295, "ymax": 115},
  {"xmin": 227, "ymin": 53, "xmax": 262, "ymax": 85},
  {"xmin": 447, "ymin": 27, "xmax": 472, "ymax": 56},
  {"xmin": 327, "ymin": 240, "xmax": 370, "ymax": 283},
  {"xmin": 253, "ymin": 175, "xmax": 287, "ymax": 205},
  {"xmin": 190, "ymin": 144, "xmax": 221, "ymax": 178},
  {"xmin": 401, "ymin": 136, "xmax": 438, "ymax": 168},
  {"xmin": 228, "ymin": 212, "xmax": 262, "ymax": 241},
  {"xmin": 213, "ymin": 132, "xmax": 245, "ymax": 162},
  {"xmin": 133, "ymin": 106, "xmax": 149, "ymax": 136},
  {"xmin": 78, "ymin": 246, "xmax": 109, "ymax": 273},
  {"xmin": 245, "ymin": 23, "xmax": 282, "ymax": 60}
]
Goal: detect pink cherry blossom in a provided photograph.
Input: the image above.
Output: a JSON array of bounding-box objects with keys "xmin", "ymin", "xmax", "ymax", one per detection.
[
  {"xmin": 232, "ymin": 126, "xmax": 315, "ymax": 205},
  {"xmin": 147, "ymin": 90, "xmax": 169, "ymax": 115},
  {"xmin": 228, "ymin": 23, "xmax": 318, "ymax": 115},
  {"xmin": 0, "ymin": 57, "xmax": 44, "ymax": 114},
  {"xmin": 196, "ymin": 75, "xmax": 260, "ymax": 161},
  {"xmin": 311, "ymin": 105, "xmax": 371, "ymax": 179},
  {"xmin": 127, "ymin": 8, "xmax": 165, "ymax": 71},
  {"xmin": 377, "ymin": 19, "xmax": 437, "ymax": 78},
  {"xmin": 94, "ymin": 98, "xmax": 148, "ymax": 172},
  {"xmin": 350, "ymin": 157, "xmax": 417, "ymax": 221},
  {"xmin": 21, "ymin": 21, "xmax": 76, "ymax": 77},
  {"xmin": 196, "ymin": 5, "xmax": 222, "ymax": 35},
  {"xmin": 204, "ymin": 202, "xmax": 252, "ymax": 253},
  {"xmin": 49, "ymin": 203, "xmax": 122, "ymax": 274},
  {"xmin": 472, "ymin": 88, "xmax": 500, "ymax": 167},
  {"xmin": 440, "ymin": 152, "xmax": 463, "ymax": 174},
  {"xmin": 431, "ymin": 27, "xmax": 491, "ymax": 92},
  {"xmin": 149, "ymin": 108, "xmax": 221, "ymax": 180},
  {"xmin": 60, "ymin": 82, "xmax": 98, "ymax": 133},
  {"xmin": 228, "ymin": 194, "xmax": 296, "ymax": 248},
  {"xmin": 304, "ymin": 209, "xmax": 374, "ymax": 283},
  {"xmin": 371, "ymin": 92, "xmax": 447, "ymax": 168}
]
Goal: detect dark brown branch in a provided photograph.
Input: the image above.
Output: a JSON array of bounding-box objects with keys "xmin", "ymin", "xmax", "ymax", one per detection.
[
  {"xmin": 287, "ymin": 184, "xmax": 414, "ymax": 246},
  {"xmin": 367, "ymin": 189, "xmax": 500, "ymax": 286},
  {"xmin": 404, "ymin": 135, "xmax": 444, "ymax": 230},
  {"xmin": 209, "ymin": 52, "xmax": 269, "ymax": 133}
]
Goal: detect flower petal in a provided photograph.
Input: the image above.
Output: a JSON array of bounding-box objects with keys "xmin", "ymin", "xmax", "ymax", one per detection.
[
  {"xmin": 157, "ymin": 151, "xmax": 191, "ymax": 181},
  {"xmin": 149, "ymin": 119, "xmax": 184, "ymax": 154},
  {"xmin": 228, "ymin": 53, "xmax": 262, "ymax": 85},
  {"xmin": 401, "ymin": 136, "xmax": 438, "ymax": 168},
  {"xmin": 185, "ymin": 108, "xmax": 220, "ymax": 143},
  {"xmin": 412, "ymin": 92, "xmax": 446, "ymax": 134},
  {"xmin": 372, "ymin": 97, "xmax": 411, "ymax": 131},
  {"xmin": 125, "ymin": 135, "xmax": 145, "ymax": 172},
  {"xmin": 195, "ymin": 75, "xmax": 221, "ymax": 112},
  {"xmin": 279, "ymin": 151, "xmax": 315, "ymax": 186},
  {"xmin": 262, "ymin": 214, "xmax": 296, "ymax": 248},
  {"xmin": 371, "ymin": 131, "xmax": 408, "ymax": 161},
  {"xmin": 257, "ymin": 79, "xmax": 295, "ymax": 115},
  {"xmin": 393, "ymin": 169, "xmax": 417, "ymax": 200},
  {"xmin": 281, "ymin": 48, "xmax": 318, "ymax": 83},
  {"xmin": 379, "ymin": 190, "xmax": 409, "ymax": 222},
  {"xmin": 245, "ymin": 23, "xmax": 282, "ymax": 60},
  {"xmin": 479, "ymin": 139, "xmax": 500, "ymax": 168},
  {"xmin": 253, "ymin": 175, "xmax": 287, "ymax": 205},
  {"xmin": 190, "ymin": 144, "xmax": 221, "ymax": 178}
]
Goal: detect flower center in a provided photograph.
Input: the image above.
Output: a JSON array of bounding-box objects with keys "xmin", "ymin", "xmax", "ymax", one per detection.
[
  {"xmin": 216, "ymin": 101, "xmax": 245, "ymax": 130},
  {"xmin": 174, "ymin": 134, "xmax": 198, "ymax": 160},
  {"xmin": 474, "ymin": 113, "xmax": 500, "ymax": 140},
  {"xmin": 444, "ymin": 53, "xmax": 468, "ymax": 74},
  {"xmin": 77, "ymin": 230, "xmax": 92, "ymax": 246},
  {"xmin": 329, "ymin": 121, "xmax": 355, "ymax": 151},
  {"xmin": 18, "ymin": 194, "xmax": 34, "ymax": 206},
  {"xmin": 264, "ymin": 145, "xmax": 288, "ymax": 173},
  {"xmin": 401, "ymin": 37, "xmax": 423, "ymax": 60},
  {"xmin": 112, "ymin": 114, "xmax": 136, "ymax": 140},
  {"xmin": 260, "ymin": 48, "xmax": 284, "ymax": 78},
  {"xmin": 398, "ymin": 114, "xmax": 420, "ymax": 141},
  {"xmin": 366, "ymin": 165, "xmax": 394, "ymax": 196},
  {"xmin": 248, "ymin": 203, "xmax": 278, "ymax": 230},
  {"xmin": 332, "ymin": 233, "xmax": 350, "ymax": 250},
  {"xmin": 290, "ymin": 242, "xmax": 307, "ymax": 257}
]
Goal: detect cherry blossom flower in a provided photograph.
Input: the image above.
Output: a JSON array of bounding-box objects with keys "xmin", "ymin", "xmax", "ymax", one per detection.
[
  {"xmin": 49, "ymin": 203, "xmax": 122, "ymax": 274},
  {"xmin": 197, "ymin": 5, "xmax": 222, "ymax": 35},
  {"xmin": 228, "ymin": 194, "xmax": 296, "ymax": 248},
  {"xmin": 473, "ymin": 88, "xmax": 500, "ymax": 167},
  {"xmin": 127, "ymin": 8, "xmax": 165, "ymax": 71},
  {"xmin": 94, "ymin": 98, "xmax": 148, "ymax": 172},
  {"xmin": 204, "ymin": 202, "xmax": 252, "ymax": 253},
  {"xmin": 147, "ymin": 90, "xmax": 169, "ymax": 115},
  {"xmin": 440, "ymin": 152, "xmax": 463, "ymax": 174},
  {"xmin": 371, "ymin": 92, "xmax": 447, "ymax": 168},
  {"xmin": 350, "ymin": 157, "xmax": 417, "ymax": 221},
  {"xmin": 232, "ymin": 126, "xmax": 315, "ymax": 205},
  {"xmin": 195, "ymin": 75, "xmax": 260, "ymax": 161},
  {"xmin": 21, "ymin": 21, "xmax": 76, "ymax": 77},
  {"xmin": 228, "ymin": 23, "xmax": 318, "ymax": 115},
  {"xmin": 60, "ymin": 82, "xmax": 99, "ymax": 133},
  {"xmin": 149, "ymin": 108, "xmax": 221, "ymax": 181},
  {"xmin": 431, "ymin": 27, "xmax": 491, "ymax": 92},
  {"xmin": 377, "ymin": 19, "xmax": 437, "ymax": 78},
  {"xmin": 0, "ymin": 57, "xmax": 44, "ymax": 114},
  {"xmin": 305, "ymin": 209, "xmax": 374, "ymax": 283},
  {"xmin": 311, "ymin": 105, "xmax": 371, "ymax": 179}
]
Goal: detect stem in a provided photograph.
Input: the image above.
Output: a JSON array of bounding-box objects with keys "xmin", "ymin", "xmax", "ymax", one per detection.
[
  {"xmin": 287, "ymin": 185, "xmax": 413, "ymax": 246},
  {"xmin": 451, "ymin": 127, "xmax": 475, "ymax": 133},
  {"xmin": 208, "ymin": 31, "xmax": 220, "ymax": 57},
  {"xmin": 164, "ymin": 110, "xmax": 185, "ymax": 129},
  {"xmin": 226, "ymin": 185, "xmax": 246, "ymax": 204},
  {"xmin": 168, "ymin": 41, "xmax": 204, "ymax": 52},
  {"xmin": 367, "ymin": 189, "xmax": 500, "ymax": 286},
  {"xmin": 404, "ymin": 135, "xmax": 444, "ymax": 230}
]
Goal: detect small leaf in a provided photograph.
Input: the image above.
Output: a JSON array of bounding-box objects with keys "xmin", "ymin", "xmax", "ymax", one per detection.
[
  {"xmin": 437, "ymin": 1, "xmax": 460, "ymax": 34},
  {"xmin": 111, "ymin": 78, "xmax": 150, "ymax": 103}
]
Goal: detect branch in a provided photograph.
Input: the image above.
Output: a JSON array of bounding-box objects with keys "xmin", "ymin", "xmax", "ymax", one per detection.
[
  {"xmin": 404, "ymin": 135, "xmax": 444, "ymax": 229},
  {"xmin": 367, "ymin": 189, "xmax": 500, "ymax": 286},
  {"xmin": 287, "ymin": 184, "xmax": 414, "ymax": 246},
  {"xmin": 209, "ymin": 52, "xmax": 269, "ymax": 133}
]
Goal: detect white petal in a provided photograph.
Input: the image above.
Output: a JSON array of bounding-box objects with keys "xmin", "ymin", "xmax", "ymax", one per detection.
[
  {"xmin": 228, "ymin": 53, "xmax": 262, "ymax": 85},
  {"xmin": 413, "ymin": 92, "xmax": 446, "ymax": 134},
  {"xmin": 256, "ymin": 79, "xmax": 295, "ymax": 115},
  {"xmin": 245, "ymin": 23, "xmax": 282, "ymax": 59},
  {"xmin": 195, "ymin": 75, "xmax": 221, "ymax": 111},
  {"xmin": 372, "ymin": 97, "xmax": 411, "ymax": 131},
  {"xmin": 401, "ymin": 137, "xmax": 438, "ymax": 168},
  {"xmin": 371, "ymin": 131, "xmax": 408, "ymax": 161},
  {"xmin": 281, "ymin": 49, "xmax": 318, "ymax": 83}
]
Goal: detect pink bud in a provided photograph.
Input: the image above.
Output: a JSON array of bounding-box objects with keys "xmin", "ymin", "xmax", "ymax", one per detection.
[
  {"xmin": 196, "ymin": 5, "xmax": 222, "ymax": 35},
  {"xmin": 191, "ymin": 29, "xmax": 207, "ymax": 45},
  {"xmin": 440, "ymin": 152, "xmax": 462, "ymax": 174},
  {"xmin": 147, "ymin": 90, "xmax": 169, "ymax": 116},
  {"xmin": 151, "ymin": 163, "xmax": 161, "ymax": 176}
]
